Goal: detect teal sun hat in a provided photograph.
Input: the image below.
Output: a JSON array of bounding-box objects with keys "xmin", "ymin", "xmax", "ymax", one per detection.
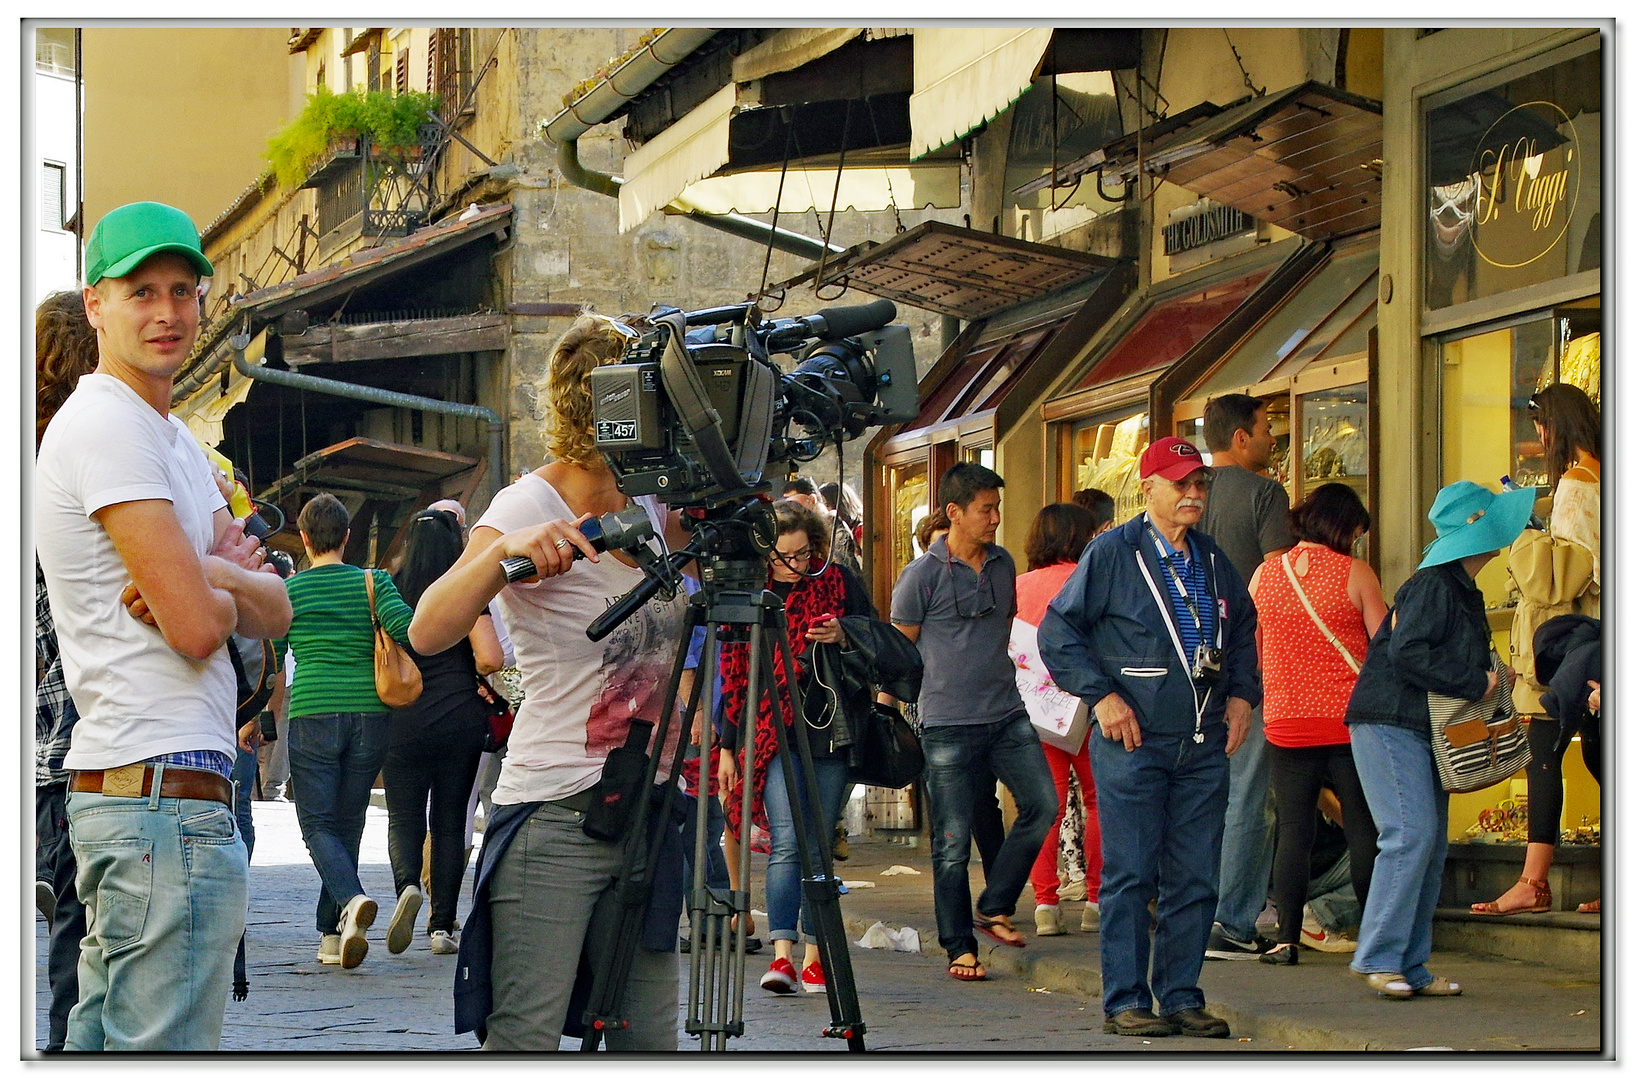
[
  {"xmin": 1417, "ymin": 480, "xmax": 1537, "ymax": 569},
  {"xmin": 84, "ymin": 201, "xmax": 213, "ymax": 287}
]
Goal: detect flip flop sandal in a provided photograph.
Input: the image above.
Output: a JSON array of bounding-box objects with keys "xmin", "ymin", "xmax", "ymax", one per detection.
[
  {"xmin": 948, "ymin": 958, "xmax": 988, "ymax": 981},
  {"xmin": 974, "ymin": 914, "xmax": 1025, "ymax": 948}
]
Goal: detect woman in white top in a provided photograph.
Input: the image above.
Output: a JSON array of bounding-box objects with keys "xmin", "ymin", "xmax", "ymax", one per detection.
[
  {"xmin": 1472, "ymin": 382, "xmax": 1601, "ymax": 917},
  {"xmin": 411, "ymin": 314, "xmax": 691, "ymax": 1049}
]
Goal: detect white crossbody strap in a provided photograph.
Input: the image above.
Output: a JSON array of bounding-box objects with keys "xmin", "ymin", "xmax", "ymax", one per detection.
[
  {"xmin": 1281, "ymin": 552, "xmax": 1361, "ymax": 675},
  {"xmin": 1134, "ymin": 534, "xmax": 1207, "ymax": 738}
]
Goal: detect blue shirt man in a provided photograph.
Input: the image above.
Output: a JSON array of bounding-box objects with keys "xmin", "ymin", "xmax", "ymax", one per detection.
[
  {"xmin": 890, "ymin": 462, "xmax": 1058, "ymax": 981},
  {"xmin": 1039, "ymin": 437, "xmax": 1259, "ymax": 1039}
]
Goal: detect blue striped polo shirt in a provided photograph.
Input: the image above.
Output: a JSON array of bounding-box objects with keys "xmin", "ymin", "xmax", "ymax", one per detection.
[{"xmin": 1146, "ymin": 519, "xmax": 1216, "ymax": 659}]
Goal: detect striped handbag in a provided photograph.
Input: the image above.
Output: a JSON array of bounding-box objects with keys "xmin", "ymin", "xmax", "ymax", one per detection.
[{"xmin": 1427, "ymin": 651, "xmax": 1530, "ymax": 794}]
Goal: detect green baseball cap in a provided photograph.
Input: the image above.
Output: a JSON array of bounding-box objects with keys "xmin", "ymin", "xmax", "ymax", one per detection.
[{"xmin": 84, "ymin": 201, "xmax": 213, "ymax": 286}]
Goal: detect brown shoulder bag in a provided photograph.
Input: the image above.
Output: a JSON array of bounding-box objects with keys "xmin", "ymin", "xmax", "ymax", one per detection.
[{"xmin": 364, "ymin": 569, "xmax": 422, "ymax": 707}]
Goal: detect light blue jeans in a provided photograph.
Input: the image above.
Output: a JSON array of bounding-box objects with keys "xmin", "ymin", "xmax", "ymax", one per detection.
[
  {"xmin": 65, "ymin": 780, "xmax": 249, "ymax": 1050},
  {"xmin": 1348, "ymin": 723, "xmax": 1448, "ymax": 990},
  {"xmin": 763, "ymin": 754, "xmax": 851, "ymax": 944},
  {"xmin": 1214, "ymin": 705, "xmax": 1275, "ymax": 941}
]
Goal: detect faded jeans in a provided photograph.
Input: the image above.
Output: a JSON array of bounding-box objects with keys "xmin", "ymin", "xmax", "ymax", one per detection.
[
  {"xmin": 65, "ymin": 780, "xmax": 248, "ymax": 1050},
  {"xmin": 1348, "ymin": 723, "xmax": 1448, "ymax": 991},
  {"xmin": 286, "ymin": 712, "xmax": 390, "ymax": 935},
  {"xmin": 763, "ymin": 753, "xmax": 851, "ymax": 944},
  {"xmin": 1214, "ymin": 705, "xmax": 1275, "ymax": 942},
  {"xmin": 921, "ymin": 711, "xmax": 1057, "ymax": 961}
]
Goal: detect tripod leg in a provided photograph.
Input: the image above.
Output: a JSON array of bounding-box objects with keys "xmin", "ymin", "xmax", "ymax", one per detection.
[{"xmin": 766, "ymin": 621, "xmax": 867, "ymax": 1050}]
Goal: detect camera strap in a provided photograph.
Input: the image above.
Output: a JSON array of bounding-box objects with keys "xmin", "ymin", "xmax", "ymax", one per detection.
[{"xmin": 1134, "ymin": 525, "xmax": 1209, "ymax": 744}]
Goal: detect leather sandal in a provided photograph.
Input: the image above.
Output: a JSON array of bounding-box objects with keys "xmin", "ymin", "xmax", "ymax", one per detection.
[
  {"xmin": 1414, "ymin": 975, "xmax": 1462, "ymax": 996},
  {"xmin": 1364, "ymin": 972, "xmax": 1414, "ymax": 999},
  {"xmin": 1578, "ymin": 899, "xmax": 1601, "ymax": 914},
  {"xmin": 974, "ymin": 913, "xmax": 1025, "ymax": 948},
  {"xmin": 1470, "ymin": 875, "xmax": 1551, "ymax": 916}
]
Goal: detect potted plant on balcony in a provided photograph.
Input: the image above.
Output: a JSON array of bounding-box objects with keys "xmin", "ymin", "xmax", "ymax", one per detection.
[{"xmin": 266, "ymin": 87, "xmax": 441, "ymax": 189}]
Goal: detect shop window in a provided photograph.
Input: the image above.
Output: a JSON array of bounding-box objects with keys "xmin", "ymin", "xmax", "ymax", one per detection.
[
  {"xmin": 1298, "ymin": 382, "xmax": 1369, "ymax": 555},
  {"xmin": 1424, "ymin": 42, "xmax": 1601, "ymax": 311},
  {"xmin": 1070, "ymin": 411, "xmax": 1147, "ymax": 525},
  {"xmin": 888, "ymin": 461, "xmax": 930, "ymax": 578},
  {"xmin": 1438, "ymin": 299, "xmax": 1600, "ymax": 607}
]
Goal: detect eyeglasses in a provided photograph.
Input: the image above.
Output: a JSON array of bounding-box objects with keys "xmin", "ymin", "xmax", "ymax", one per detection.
[
  {"xmin": 590, "ymin": 313, "xmax": 641, "ymax": 340},
  {"xmin": 944, "ymin": 554, "xmax": 997, "ymax": 618},
  {"xmin": 1527, "ymin": 392, "xmax": 1542, "ymax": 412},
  {"xmin": 1162, "ymin": 470, "xmax": 1215, "ymax": 495},
  {"xmin": 773, "ymin": 546, "xmax": 813, "ymax": 566}
]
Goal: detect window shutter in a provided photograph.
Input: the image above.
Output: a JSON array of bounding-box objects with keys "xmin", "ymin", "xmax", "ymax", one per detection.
[
  {"xmin": 396, "ymin": 46, "xmax": 408, "ymax": 93},
  {"xmin": 42, "ymin": 162, "xmax": 64, "ymax": 230}
]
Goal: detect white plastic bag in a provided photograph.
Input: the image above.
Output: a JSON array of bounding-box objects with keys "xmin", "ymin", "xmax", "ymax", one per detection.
[{"xmin": 856, "ymin": 920, "xmax": 921, "ymax": 953}]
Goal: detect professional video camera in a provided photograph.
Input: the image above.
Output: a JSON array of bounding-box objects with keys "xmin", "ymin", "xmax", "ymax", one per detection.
[{"xmin": 588, "ymin": 298, "xmax": 918, "ymax": 507}]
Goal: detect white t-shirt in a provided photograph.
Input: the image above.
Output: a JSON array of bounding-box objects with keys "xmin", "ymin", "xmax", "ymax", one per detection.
[
  {"xmin": 35, "ymin": 373, "xmax": 235, "ymax": 769},
  {"xmin": 477, "ymin": 474, "xmax": 688, "ymax": 804}
]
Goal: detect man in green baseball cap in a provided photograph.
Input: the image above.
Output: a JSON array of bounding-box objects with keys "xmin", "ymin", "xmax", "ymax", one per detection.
[
  {"xmin": 84, "ymin": 200, "xmax": 214, "ymax": 287},
  {"xmin": 81, "ymin": 201, "xmax": 214, "ymax": 415}
]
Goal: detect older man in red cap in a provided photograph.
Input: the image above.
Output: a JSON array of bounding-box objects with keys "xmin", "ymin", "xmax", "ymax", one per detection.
[{"xmin": 1038, "ymin": 437, "xmax": 1260, "ymax": 1039}]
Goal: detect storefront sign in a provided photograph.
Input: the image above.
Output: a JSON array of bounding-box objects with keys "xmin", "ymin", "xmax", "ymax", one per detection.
[{"xmin": 1469, "ymin": 101, "xmax": 1580, "ymax": 270}]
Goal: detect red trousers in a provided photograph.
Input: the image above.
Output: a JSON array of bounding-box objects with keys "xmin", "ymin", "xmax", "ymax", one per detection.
[{"xmin": 1029, "ymin": 739, "xmax": 1101, "ymax": 906}]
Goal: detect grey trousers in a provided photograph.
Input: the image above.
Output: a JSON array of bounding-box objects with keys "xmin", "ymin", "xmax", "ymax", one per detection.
[{"xmin": 482, "ymin": 802, "xmax": 678, "ymax": 1051}]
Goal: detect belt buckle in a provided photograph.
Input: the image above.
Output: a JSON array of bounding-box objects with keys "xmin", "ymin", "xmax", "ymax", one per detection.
[{"xmin": 102, "ymin": 763, "xmax": 146, "ymax": 797}]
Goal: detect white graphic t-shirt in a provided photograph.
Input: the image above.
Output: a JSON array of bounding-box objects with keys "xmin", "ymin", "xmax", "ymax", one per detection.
[{"xmin": 476, "ymin": 474, "xmax": 687, "ymax": 805}]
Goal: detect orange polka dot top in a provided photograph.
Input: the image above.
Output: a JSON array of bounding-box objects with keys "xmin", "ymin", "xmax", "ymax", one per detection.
[{"xmin": 1257, "ymin": 545, "xmax": 1371, "ymax": 747}]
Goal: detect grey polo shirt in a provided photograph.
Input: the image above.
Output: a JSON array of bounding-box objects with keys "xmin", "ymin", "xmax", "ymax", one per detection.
[
  {"xmin": 890, "ymin": 536, "xmax": 1024, "ymax": 727},
  {"xmin": 1198, "ymin": 463, "xmax": 1293, "ymax": 582}
]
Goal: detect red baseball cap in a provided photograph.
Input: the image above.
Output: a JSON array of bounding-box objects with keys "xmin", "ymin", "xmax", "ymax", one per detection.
[{"xmin": 1139, "ymin": 437, "xmax": 1208, "ymax": 481}]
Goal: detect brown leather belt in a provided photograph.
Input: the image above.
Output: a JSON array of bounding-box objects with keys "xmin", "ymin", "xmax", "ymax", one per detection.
[{"xmin": 69, "ymin": 764, "xmax": 233, "ymax": 806}]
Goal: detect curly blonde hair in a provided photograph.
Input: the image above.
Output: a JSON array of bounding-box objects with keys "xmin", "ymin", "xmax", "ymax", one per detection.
[{"xmin": 545, "ymin": 313, "xmax": 639, "ymax": 468}]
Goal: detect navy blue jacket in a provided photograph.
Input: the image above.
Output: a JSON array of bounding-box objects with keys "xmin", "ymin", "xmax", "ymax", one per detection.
[{"xmin": 1039, "ymin": 513, "xmax": 1260, "ymax": 736}]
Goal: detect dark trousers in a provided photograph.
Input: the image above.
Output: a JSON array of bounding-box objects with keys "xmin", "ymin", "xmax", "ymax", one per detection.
[
  {"xmin": 969, "ymin": 763, "xmax": 1005, "ymax": 878},
  {"xmin": 1090, "ymin": 723, "xmax": 1229, "ymax": 1017},
  {"xmin": 382, "ymin": 717, "xmax": 487, "ymax": 932},
  {"xmin": 287, "ymin": 712, "xmax": 391, "ymax": 935},
  {"xmin": 921, "ymin": 712, "xmax": 1057, "ymax": 962},
  {"xmin": 37, "ymin": 782, "xmax": 87, "ymax": 1051},
  {"xmin": 1526, "ymin": 717, "xmax": 1602, "ymax": 845},
  {"xmin": 679, "ymin": 791, "xmax": 731, "ymax": 893},
  {"xmin": 1267, "ymin": 742, "xmax": 1377, "ymax": 944}
]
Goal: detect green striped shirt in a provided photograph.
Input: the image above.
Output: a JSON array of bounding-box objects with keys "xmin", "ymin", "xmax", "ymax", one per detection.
[{"xmin": 275, "ymin": 564, "xmax": 414, "ymax": 719}]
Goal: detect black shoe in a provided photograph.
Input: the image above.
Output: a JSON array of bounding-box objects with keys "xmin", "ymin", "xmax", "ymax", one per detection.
[
  {"xmin": 1260, "ymin": 942, "xmax": 1299, "ymax": 965},
  {"xmin": 1102, "ymin": 1008, "xmax": 1176, "ymax": 1037},
  {"xmin": 1204, "ymin": 923, "xmax": 1275, "ymax": 960},
  {"xmin": 1166, "ymin": 1007, "xmax": 1231, "ymax": 1038}
]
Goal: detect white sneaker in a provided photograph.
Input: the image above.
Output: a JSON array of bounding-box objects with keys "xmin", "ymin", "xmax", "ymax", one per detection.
[
  {"xmin": 386, "ymin": 884, "xmax": 423, "ymax": 955},
  {"xmin": 429, "ymin": 929, "xmax": 460, "ymax": 954},
  {"xmin": 1058, "ymin": 878, "xmax": 1088, "ymax": 902},
  {"xmin": 1300, "ymin": 907, "xmax": 1357, "ymax": 953},
  {"xmin": 317, "ymin": 933, "xmax": 342, "ymax": 964},
  {"xmin": 339, "ymin": 893, "xmax": 377, "ymax": 969},
  {"xmin": 1081, "ymin": 901, "xmax": 1101, "ymax": 932},
  {"xmin": 1035, "ymin": 904, "xmax": 1064, "ymax": 936}
]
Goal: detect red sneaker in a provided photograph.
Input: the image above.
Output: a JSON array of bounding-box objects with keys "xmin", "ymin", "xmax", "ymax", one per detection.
[
  {"xmin": 800, "ymin": 959, "xmax": 827, "ymax": 994},
  {"xmin": 759, "ymin": 957, "xmax": 799, "ymax": 995}
]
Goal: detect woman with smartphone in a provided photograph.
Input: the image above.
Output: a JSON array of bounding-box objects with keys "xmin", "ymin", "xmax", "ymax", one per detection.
[{"xmin": 716, "ymin": 498, "xmax": 874, "ymax": 996}]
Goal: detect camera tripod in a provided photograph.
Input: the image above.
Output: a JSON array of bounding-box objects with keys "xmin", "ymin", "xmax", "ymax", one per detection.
[{"xmin": 573, "ymin": 547, "xmax": 866, "ymax": 1051}]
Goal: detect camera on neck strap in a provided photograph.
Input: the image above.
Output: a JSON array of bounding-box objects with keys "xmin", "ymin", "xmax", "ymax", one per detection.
[{"xmin": 1191, "ymin": 644, "xmax": 1224, "ymax": 685}]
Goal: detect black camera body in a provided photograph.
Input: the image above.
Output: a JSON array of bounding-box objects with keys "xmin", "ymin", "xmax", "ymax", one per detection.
[
  {"xmin": 1191, "ymin": 644, "xmax": 1224, "ymax": 685},
  {"xmin": 590, "ymin": 300, "xmax": 918, "ymax": 507}
]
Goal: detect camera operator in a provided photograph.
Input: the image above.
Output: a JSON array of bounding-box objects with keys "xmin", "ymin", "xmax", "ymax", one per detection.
[
  {"xmin": 1038, "ymin": 438, "xmax": 1259, "ymax": 1040},
  {"xmin": 410, "ymin": 314, "xmax": 693, "ymax": 1051}
]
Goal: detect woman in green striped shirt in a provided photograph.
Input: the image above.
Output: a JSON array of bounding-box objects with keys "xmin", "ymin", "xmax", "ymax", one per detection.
[{"xmin": 275, "ymin": 493, "xmax": 412, "ymax": 970}]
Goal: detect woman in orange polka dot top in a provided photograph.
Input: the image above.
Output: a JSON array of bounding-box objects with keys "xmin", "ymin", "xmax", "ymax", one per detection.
[{"xmin": 1248, "ymin": 483, "xmax": 1388, "ymax": 965}]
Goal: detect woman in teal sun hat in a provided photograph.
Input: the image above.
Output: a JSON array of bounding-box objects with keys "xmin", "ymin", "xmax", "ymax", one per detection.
[{"xmin": 1338, "ymin": 480, "xmax": 1534, "ymax": 1000}]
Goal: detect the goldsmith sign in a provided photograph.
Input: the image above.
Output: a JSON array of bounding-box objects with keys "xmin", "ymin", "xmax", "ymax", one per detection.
[{"xmin": 1469, "ymin": 101, "xmax": 1580, "ymax": 270}]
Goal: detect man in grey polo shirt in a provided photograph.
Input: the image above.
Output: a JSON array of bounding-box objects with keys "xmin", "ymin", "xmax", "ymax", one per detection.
[{"xmin": 891, "ymin": 462, "xmax": 1057, "ymax": 982}]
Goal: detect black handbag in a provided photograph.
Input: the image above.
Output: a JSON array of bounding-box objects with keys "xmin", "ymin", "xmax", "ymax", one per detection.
[{"xmin": 848, "ymin": 701, "xmax": 924, "ymax": 789}]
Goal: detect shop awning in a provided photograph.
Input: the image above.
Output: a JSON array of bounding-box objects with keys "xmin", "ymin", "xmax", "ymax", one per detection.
[
  {"xmin": 1072, "ymin": 268, "xmax": 1274, "ymax": 390},
  {"xmin": 617, "ymin": 82, "xmax": 962, "ymax": 231},
  {"xmin": 1111, "ymin": 82, "xmax": 1384, "ymax": 241},
  {"xmin": 258, "ymin": 437, "xmax": 480, "ymax": 505},
  {"xmin": 732, "ymin": 28, "xmax": 863, "ymax": 82},
  {"xmin": 909, "ymin": 27, "xmax": 1054, "ymax": 159},
  {"xmin": 794, "ymin": 220, "xmax": 1118, "ymax": 321},
  {"xmin": 1176, "ymin": 238, "xmax": 1378, "ymax": 405}
]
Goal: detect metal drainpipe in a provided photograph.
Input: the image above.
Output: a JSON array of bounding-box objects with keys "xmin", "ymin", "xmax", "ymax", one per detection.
[
  {"xmin": 546, "ymin": 29, "xmax": 843, "ymax": 263},
  {"xmin": 232, "ymin": 334, "xmax": 506, "ymax": 512}
]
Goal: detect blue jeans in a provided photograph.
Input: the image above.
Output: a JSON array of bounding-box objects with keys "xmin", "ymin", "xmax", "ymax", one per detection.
[
  {"xmin": 1091, "ymin": 722, "xmax": 1230, "ymax": 1017},
  {"xmin": 1348, "ymin": 723, "xmax": 1448, "ymax": 990},
  {"xmin": 232, "ymin": 746, "xmax": 258, "ymax": 854},
  {"xmin": 921, "ymin": 711, "xmax": 1057, "ymax": 961},
  {"xmin": 65, "ymin": 780, "xmax": 249, "ymax": 1050},
  {"xmin": 764, "ymin": 754, "xmax": 851, "ymax": 943},
  {"xmin": 1214, "ymin": 705, "xmax": 1275, "ymax": 941},
  {"xmin": 679, "ymin": 792, "xmax": 730, "ymax": 894},
  {"xmin": 286, "ymin": 712, "xmax": 390, "ymax": 935},
  {"xmin": 1307, "ymin": 853, "xmax": 1362, "ymax": 932},
  {"xmin": 38, "ymin": 782, "xmax": 87, "ymax": 1051}
]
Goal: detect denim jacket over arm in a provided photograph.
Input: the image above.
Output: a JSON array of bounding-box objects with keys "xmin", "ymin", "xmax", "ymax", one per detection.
[
  {"xmin": 1344, "ymin": 560, "xmax": 1492, "ymax": 739},
  {"xmin": 1037, "ymin": 513, "xmax": 1260, "ymax": 736}
]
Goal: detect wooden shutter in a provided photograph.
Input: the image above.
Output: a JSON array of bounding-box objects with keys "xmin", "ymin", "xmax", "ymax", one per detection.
[{"xmin": 396, "ymin": 46, "xmax": 408, "ymax": 93}]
